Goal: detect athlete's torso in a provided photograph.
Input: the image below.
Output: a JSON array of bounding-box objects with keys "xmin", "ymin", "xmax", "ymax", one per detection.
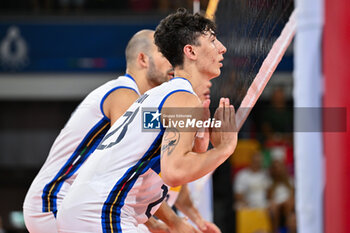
[
  {"xmin": 23, "ymin": 75, "xmax": 140, "ymax": 215},
  {"xmin": 57, "ymin": 78, "xmax": 195, "ymax": 232}
]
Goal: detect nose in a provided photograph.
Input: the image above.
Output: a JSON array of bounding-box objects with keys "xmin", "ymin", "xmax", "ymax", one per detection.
[
  {"xmin": 165, "ymin": 59, "xmax": 172, "ymax": 69},
  {"xmin": 217, "ymin": 40, "xmax": 227, "ymax": 54}
]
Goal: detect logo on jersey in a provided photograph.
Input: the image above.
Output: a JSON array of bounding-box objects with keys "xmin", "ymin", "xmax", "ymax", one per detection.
[{"xmin": 143, "ymin": 109, "xmax": 161, "ymax": 130}]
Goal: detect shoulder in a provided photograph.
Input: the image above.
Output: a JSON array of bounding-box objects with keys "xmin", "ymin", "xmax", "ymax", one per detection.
[
  {"xmin": 103, "ymin": 88, "xmax": 139, "ymax": 122},
  {"xmin": 162, "ymin": 91, "xmax": 201, "ymax": 109},
  {"xmin": 105, "ymin": 88, "xmax": 139, "ymax": 105}
]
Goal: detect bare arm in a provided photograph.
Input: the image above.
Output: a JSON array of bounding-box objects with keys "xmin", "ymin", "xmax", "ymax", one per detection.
[
  {"xmin": 154, "ymin": 201, "xmax": 200, "ymax": 233},
  {"xmin": 103, "ymin": 88, "xmax": 139, "ymax": 125},
  {"xmin": 161, "ymin": 93, "xmax": 237, "ymax": 187},
  {"xmin": 175, "ymin": 185, "xmax": 221, "ymax": 233},
  {"xmin": 144, "ymin": 216, "xmax": 170, "ymax": 233},
  {"xmin": 175, "ymin": 185, "xmax": 204, "ymax": 228}
]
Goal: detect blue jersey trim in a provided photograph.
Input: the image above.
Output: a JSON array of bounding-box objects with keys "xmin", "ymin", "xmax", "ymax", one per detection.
[
  {"xmin": 101, "ymin": 131, "xmax": 164, "ymax": 233},
  {"xmin": 42, "ymin": 116, "xmax": 110, "ymax": 215},
  {"xmin": 124, "ymin": 73, "xmax": 136, "ymax": 83},
  {"xmin": 149, "ymin": 156, "xmax": 161, "ymax": 174},
  {"xmin": 158, "ymin": 89, "xmax": 194, "ymax": 112},
  {"xmin": 157, "ymin": 89, "xmax": 195, "ymax": 130},
  {"xmin": 100, "ymin": 86, "xmax": 139, "ymax": 119}
]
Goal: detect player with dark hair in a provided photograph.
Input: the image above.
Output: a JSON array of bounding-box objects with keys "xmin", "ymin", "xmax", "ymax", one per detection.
[
  {"xmin": 154, "ymin": 8, "xmax": 235, "ymax": 187},
  {"xmin": 57, "ymin": 9, "xmax": 237, "ymax": 233},
  {"xmin": 154, "ymin": 8, "xmax": 216, "ymax": 68}
]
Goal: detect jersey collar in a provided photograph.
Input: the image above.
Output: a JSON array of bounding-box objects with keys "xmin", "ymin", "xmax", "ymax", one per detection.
[{"xmin": 125, "ymin": 73, "xmax": 136, "ymax": 83}]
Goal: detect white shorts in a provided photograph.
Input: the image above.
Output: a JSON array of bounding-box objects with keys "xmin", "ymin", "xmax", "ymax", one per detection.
[{"xmin": 23, "ymin": 208, "xmax": 58, "ymax": 233}]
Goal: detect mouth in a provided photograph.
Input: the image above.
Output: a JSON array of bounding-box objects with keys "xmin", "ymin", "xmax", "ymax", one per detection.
[
  {"xmin": 218, "ymin": 58, "xmax": 224, "ymax": 67},
  {"xmin": 204, "ymin": 91, "xmax": 210, "ymax": 100}
]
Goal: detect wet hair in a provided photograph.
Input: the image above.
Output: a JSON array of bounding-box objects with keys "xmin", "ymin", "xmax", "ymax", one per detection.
[{"xmin": 154, "ymin": 8, "xmax": 216, "ymax": 67}]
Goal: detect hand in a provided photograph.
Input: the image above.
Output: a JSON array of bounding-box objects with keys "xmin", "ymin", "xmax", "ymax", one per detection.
[
  {"xmin": 200, "ymin": 221, "xmax": 221, "ymax": 233},
  {"xmin": 169, "ymin": 217, "xmax": 202, "ymax": 233},
  {"xmin": 210, "ymin": 98, "xmax": 237, "ymax": 156},
  {"xmin": 194, "ymin": 217, "xmax": 221, "ymax": 233},
  {"xmin": 193, "ymin": 99, "xmax": 210, "ymax": 153},
  {"xmin": 145, "ymin": 217, "xmax": 170, "ymax": 233},
  {"xmin": 148, "ymin": 221, "xmax": 170, "ymax": 233}
]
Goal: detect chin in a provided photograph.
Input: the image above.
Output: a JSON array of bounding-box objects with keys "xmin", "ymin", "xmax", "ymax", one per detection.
[{"xmin": 211, "ymin": 70, "xmax": 221, "ymax": 79}]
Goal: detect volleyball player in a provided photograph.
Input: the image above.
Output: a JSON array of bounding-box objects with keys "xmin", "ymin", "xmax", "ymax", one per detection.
[
  {"xmin": 139, "ymin": 80, "xmax": 221, "ymax": 233},
  {"xmin": 23, "ymin": 29, "xmax": 173, "ymax": 233},
  {"xmin": 56, "ymin": 9, "xmax": 237, "ymax": 233}
]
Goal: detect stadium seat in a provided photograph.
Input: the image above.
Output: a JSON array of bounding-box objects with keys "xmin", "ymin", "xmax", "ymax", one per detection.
[{"xmin": 236, "ymin": 208, "xmax": 272, "ymax": 233}]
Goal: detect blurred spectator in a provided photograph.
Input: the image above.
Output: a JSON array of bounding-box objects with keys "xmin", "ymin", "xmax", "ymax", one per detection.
[
  {"xmin": 267, "ymin": 160, "xmax": 295, "ymax": 233},
  {"xmin": 261, "ymin": 86, "xmax": 293, "ymax": 144},
  {"xmin": 264, "ymin": 138, "xmax": 294, "ymax": 177},
  {"xmin": 233, "ymin": 152, "xmax": 271, "ymax": 209},
  {"xmin": 260, "ymin": 86, "xmax": 294, "ymax": 176}
]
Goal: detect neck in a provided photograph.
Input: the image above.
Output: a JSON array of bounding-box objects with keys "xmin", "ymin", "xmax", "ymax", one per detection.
[
  {"xmin": 174, "ymin": 65, "xmax": 205, "ymax": 91},
  {"xmin": 126, "ymin": 69, "xmax": 153, "ymax": 95}
]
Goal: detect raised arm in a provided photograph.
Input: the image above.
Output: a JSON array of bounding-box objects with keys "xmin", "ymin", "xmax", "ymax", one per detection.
[{"xmin": 160, "ymin": 92, "xmax": 237, "ymax": 187}]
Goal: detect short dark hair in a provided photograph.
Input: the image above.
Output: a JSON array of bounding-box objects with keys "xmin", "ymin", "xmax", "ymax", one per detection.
[{"xmin": 154, "ymin": 8, "xmax": 216, "ymax": 67}]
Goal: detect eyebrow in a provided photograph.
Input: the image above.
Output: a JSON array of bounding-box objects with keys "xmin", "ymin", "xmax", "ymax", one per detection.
[
  {"xmin": 208, "ymin": 29, "xmax": 216, "ymax": 38},
  {"xmin": 200, "ymin": 30, "xmax": 216, "ymax": 42}
]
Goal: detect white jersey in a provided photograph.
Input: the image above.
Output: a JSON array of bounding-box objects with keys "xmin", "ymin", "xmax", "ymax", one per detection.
[
  {"xmin": 138, "ymin": 186, "xmax": 181, "ymax": 233},
  {"xmin": 166, "ymin": 186, "xmax": 181, "ymax": 207},
  {"xmin": 57, "ymin": 77, "xmax": 195, "ymax": 233},
  {"xmin": 23, "ymin": 75, "xmax": 140, "ymax": 216}
]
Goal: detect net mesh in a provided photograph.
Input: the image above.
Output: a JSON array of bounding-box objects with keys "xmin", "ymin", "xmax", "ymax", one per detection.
[{"xmin": 211, "ymin": 0, "xmax": 294, "ymax": 109}]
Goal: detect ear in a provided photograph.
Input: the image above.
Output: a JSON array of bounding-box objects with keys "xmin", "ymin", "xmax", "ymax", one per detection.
[
  {"xmin": 137, "ymin": 52, "xmax": 149, "ymax": 68},
  {"xmin": 183, "ymin": 45, "xmax": 197, "ymax": 61}
]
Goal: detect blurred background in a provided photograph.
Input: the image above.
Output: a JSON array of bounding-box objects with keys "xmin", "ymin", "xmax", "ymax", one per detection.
[{"xmin": 1, "ymin": 1, "xmax": 295, "ymax": 233}]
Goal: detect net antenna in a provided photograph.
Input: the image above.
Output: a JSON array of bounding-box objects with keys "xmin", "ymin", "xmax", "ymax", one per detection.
[{"xmin": 205, "ymin": 0, "xmax": 219, "ymax": 20}]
